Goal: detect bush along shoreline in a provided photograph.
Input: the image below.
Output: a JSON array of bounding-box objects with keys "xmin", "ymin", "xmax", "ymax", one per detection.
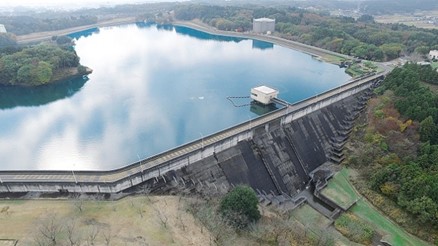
[{"xmin": 0, "ymin": 43, "xmax": 91, "ymax": 87}]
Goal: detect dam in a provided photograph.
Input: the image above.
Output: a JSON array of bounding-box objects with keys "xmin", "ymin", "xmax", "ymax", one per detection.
[{"xmin": 0, "ymin": 72, "xmax": 385, "ymax": 195}]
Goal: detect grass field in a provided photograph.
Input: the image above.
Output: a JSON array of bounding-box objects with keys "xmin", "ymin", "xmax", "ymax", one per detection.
[
  {"xmin": 290, "ymin": 204, "xmax": 332, "ymax": 229},
  {"xmin": 319, "ymin": 167, "xmax": 430, "ymax": 245},
  {"xmin": 319, "ymin": 54, "xmax": 347, "ymax": 65},
  {"xmin": 351, "ymin": 200, "xmax": 429, "ymax": 246},
  {"xmin": 0, "ymin": 196, "xmax": 210, "ymax": 245},
  {"xmin": 329, "ymin": 168, "xmax": 431, "ymax": 246},
  {"xmin": 432, "ymin": 62, "xmax": 438, "ymax": 70},
  {"xmin": 375, "ymin": 11, "xmax": 438, "ymax": 30},
  {"xmin": 289, "ymin": 202, "xmax": 362, "ymax": 245},
  {"xmin": 320, "ymin": 168, "xmax": 359, "ymax": 210}
]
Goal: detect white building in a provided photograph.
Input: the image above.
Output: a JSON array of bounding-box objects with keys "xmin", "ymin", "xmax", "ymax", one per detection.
[
  {"xmin": 0, "ymin": 24, "xmax": 6, "ymax": 33},
  {"xmin": 429, "ymin": 50, "xmax": 438, "ymax": 60},
  {"xmin": 251, "ymin": 86, "xmax": 279, "ymax": 105},
  {"xmin": 253, "ymin": 18, "xmax": 275, "ymax": 34}
]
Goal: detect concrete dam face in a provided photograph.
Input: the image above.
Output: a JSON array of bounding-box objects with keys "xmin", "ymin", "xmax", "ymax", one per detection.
[
  {"xmin": 145, "ymin": 88, "xmax": 372, "ymax": 198},
  {"xmin": 0, "ymin": 74, "xmax": 383, "ymax": 196}
]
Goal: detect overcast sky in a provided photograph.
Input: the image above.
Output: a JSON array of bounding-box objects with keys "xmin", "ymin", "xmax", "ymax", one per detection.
[{"xmin": 0, "ymin": 0, "xmax": 187, "ymax": 9}]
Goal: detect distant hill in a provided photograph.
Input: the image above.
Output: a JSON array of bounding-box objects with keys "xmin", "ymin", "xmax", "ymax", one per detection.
[{"xmin": 361, "ymin": 0, "xmax": 438, "ymax": 14}]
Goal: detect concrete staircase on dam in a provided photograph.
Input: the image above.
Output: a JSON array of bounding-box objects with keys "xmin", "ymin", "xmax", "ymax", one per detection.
[
  {"xmin": 142, "ymin": 86, "xmax": 377, "ymax": 203},
  {"xmin": 0, "ymin": 73, "xmax": 385, "ymax": 197}
]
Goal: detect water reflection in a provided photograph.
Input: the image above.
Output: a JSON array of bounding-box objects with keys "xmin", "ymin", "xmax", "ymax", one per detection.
[
  {"xmin": 67, "ymin": 27, "xmax": 100, "ymax": 39},
  {"xmin": 0, "ymin": 76, "xmax": 88, "ymax": 110},
  {"xmin": 250, "ymin": 102, "xmax": 278, "ymax": 116},
  {"xmin": 252, "ymin": 39, "xmax": 274, "ymax": 50},
  {"xmin": 0, "ymin": 24, "xmax": 350, "ymax": 170},
  {"xmin": 173, "ymin": 25, "xmax": 245, "ymax": 43}
]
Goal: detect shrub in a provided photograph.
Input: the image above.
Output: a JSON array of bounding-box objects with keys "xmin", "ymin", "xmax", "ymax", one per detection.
[
  {"xmin": 219, "ymin": 185, "xmax": 261, "ymax": 229},
  {"xmin": 335, "ymin": 213, "xmax": 375, "ymax": 245}
]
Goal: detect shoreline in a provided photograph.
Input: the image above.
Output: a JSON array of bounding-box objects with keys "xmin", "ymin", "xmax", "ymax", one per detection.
[
  {"xmin": 171, "ymin": 20, "xmax": 352, "ymax": 65},
  {"xmin": 17, "ymin": 17, "xmax": 351, "ymax": 66},
  {"xmin": 0, "ymin": 66, "xmax": 92, "ymax": 87},
  {"xmin": 16, "ymin": 17, "xmax": 136, "ymax": 44}
]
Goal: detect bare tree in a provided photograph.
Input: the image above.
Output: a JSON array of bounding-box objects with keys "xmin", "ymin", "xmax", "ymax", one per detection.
[
  {"xmin": 177, "ymin": 196, "xmax": 187, "ymax": 231},
  {"xmin": 65, "ymin": 218, "xmax": 83, "ymax": 246},
  {"xmin": 85, "ymin": 225, "xmax": 100, "ymax": 246},
  {"xmin": 153, "ymin": 206, "xmax": 168, "ymax": 228},
  {"xmin": 102, "ymin": 228, "xmax": 112, "ymax": 246},
  {"xmin": 72, "ymin": 194, "xmax": 85, "ymax": 213},
  {"xmin": 133, "ymin": 199, "xmax": 146, "ymax": 218},
  {"xmin": 34, "ymin": 214, "xmax": 64, "ymax": 246}
]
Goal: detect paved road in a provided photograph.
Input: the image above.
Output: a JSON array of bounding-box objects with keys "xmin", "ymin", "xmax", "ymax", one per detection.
[
  {"xmin": 0, "ymin": 72, "xmax": 387, "ymax": 185},
  {"xmin": 16, "ymin": 17, "xmax": 136, "ymax": 44},
  {"xmin": 172, "ymin": 21, "xmax": 352, "ymax": 63},
  {"xmin": 2, "ymin": 20, "xmax": 393, "ymax": 187}
]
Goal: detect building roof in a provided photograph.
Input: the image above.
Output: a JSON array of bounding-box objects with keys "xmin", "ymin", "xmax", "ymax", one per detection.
[
  {"xmin": 253, "ymin": 85, "xmax": 278, "ymax": 94},
  {"xmin": 0, "ymin": 24, "xmax": 6, "ymax": 33},
  {"xmin": 417, "ymin": 61, "xmax": 431, "ymax": 66},
  {"xmin": 430, "ymin": 50, "xmax": 438, "ymax": 55},
  {"xmin": 254, "ymin": 18, "xmax": 275, "ymax": 22}
]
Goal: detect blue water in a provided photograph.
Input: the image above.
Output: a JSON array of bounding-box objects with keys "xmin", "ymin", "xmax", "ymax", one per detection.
[{"xmin": 0, "ymin": 23, "xmax": 350, "ymax": 170}]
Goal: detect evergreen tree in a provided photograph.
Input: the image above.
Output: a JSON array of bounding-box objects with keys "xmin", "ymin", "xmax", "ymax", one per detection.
[{"xmin": 219, "ymin": 185, "xmax": 261, "ymax": 229}]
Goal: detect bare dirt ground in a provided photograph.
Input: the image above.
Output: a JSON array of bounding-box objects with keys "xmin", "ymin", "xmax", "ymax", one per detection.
[{"xmin": 0, "ymin": 196, "xmax": 210, "ymax": 245}]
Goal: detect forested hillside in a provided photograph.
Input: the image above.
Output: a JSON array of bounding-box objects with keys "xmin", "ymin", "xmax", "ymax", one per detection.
[
  {"xmin": 174, "ymin": 5, "xmax": 438, "ymax": 61},
  {"xmin": 348, "ymin": 64, "xmax": 438, "ymax": 242},
  {"xmin": 0, "ymin": 15, "xmax": 97, "ymax": 35},
  {"xmin": 0, "ymin": 44, "xmax": 86, "ymax": 86}
]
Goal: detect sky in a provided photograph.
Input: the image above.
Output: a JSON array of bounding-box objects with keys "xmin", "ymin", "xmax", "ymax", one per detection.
[{"xmin": 0, "ymin": 0, "xmax": 187, "ymax": 9}]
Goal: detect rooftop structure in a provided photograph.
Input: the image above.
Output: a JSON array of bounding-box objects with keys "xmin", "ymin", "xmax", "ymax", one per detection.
[
  {"xmin": 251, "ymin": 86, "xmax": 279, "ymax": 105},
  {"xmin": 253, "ymin": 18, "xmax": 275, "ymax": 34},
  {"xmin": 417, "ymin": 61, "xmax": 431, "ymax": 66},
  {"xmin": 430, "ymin": 50, "xmax": 438, "ymax": 60},
  {"xmin": 0, "ymin": 24, "xmax": 6, "ymax": 33}
]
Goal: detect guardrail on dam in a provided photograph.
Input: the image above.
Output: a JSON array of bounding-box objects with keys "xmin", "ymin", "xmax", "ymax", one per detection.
[{"xmin": 0, "ymin": 72, "xmax": 386, "ymax": 194}]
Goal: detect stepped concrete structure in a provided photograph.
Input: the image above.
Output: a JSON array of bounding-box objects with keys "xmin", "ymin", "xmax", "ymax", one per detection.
[{"xmin": 0, "ymin": 72, "xmax": 386, "ymax": 199}]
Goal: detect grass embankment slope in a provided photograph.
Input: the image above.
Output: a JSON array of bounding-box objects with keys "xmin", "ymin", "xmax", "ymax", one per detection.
[
  {"xmin": 328, "ymin": 168, "xmax": 430, "ymax": 246},
  {"xmin": 321, "ymin": 168, "xmax": 359, "ymax": 210},
  {"xmin": 0, "ymin": 196, "xmax": 209, "ymax": 245}
]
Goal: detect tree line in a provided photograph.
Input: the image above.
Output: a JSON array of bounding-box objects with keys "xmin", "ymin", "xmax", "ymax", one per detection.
[
  {"xmin": 0, "ymin": 44, "xmax": 80, "ymax": 86},
  {"xmin": 173, "ymin": 5, "xmax": 438, "ymax": 61},
  {"xmin": 351, "ymin": 63, "xmax": 438, "ymax": 227},
  {"xmin": 0, "ymin": 15, "xmax": 97, "ymax": 35}
]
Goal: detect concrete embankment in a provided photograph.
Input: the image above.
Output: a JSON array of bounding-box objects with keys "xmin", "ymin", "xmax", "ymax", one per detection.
[
  {"xmin": 0, "ymin": 73, "xmax": 384, "ymax": 197},
  {"xmin": 16, "ymin": 17, "xmax": 136, "ymax": 44},
  {"xmin": 147, "ymin": 85, "xmax": 376, "ymax": 200},
  {"xmin": 17, "ymin": 17, "xmax": 351, "ymax": 64},
  {"xmin": 171, "ymin": 20, "xmax": 351, "ymax": 64}
]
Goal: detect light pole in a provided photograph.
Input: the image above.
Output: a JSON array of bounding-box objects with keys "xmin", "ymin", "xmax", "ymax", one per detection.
[
  {"xmin": 72, "ymin": 169, "xmax": 78, "ymax": 184},
  {"xmin": 248, "ymin": 115, "xmax": 252, "ymax": 130},
  {"xmin": 137, "ymin": 153, "xmax": 144, "ymax": 173},
  {"xmin": 199, "ymin": 132, "xmax": 204, "ymax": 149}
]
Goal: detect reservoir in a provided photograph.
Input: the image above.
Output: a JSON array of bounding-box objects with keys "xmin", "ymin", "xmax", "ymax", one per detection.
[{"xmin": 0, "ymin": 23, "xmax": 350, "ymax": 170}]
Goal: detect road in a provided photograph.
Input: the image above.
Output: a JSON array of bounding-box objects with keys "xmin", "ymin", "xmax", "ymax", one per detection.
[
  {"xmin": 0, "ymin": 72, "xmax": 387, "ymax": 186},
  {"xmin": 16, "ymin": 17, "xmax": 136, "ymax": 44},
  {"xmin": 172, "ymin": 20, "xmax": 352, "ymax": 63},
  {"xmin": 1, "ymin": 19, "xmax": 393, "ymax": 189}
]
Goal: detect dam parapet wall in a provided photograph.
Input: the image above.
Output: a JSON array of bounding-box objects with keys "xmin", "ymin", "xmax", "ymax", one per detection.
[{"xmin": 0, "ymin": 73, "xmax": 385, "ymax": 195}]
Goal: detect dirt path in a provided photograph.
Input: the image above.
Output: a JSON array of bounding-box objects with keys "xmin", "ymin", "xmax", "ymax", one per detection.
[{"xmin": 16, "ymin": 17, "xmax": 136, "ymax": 44}]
